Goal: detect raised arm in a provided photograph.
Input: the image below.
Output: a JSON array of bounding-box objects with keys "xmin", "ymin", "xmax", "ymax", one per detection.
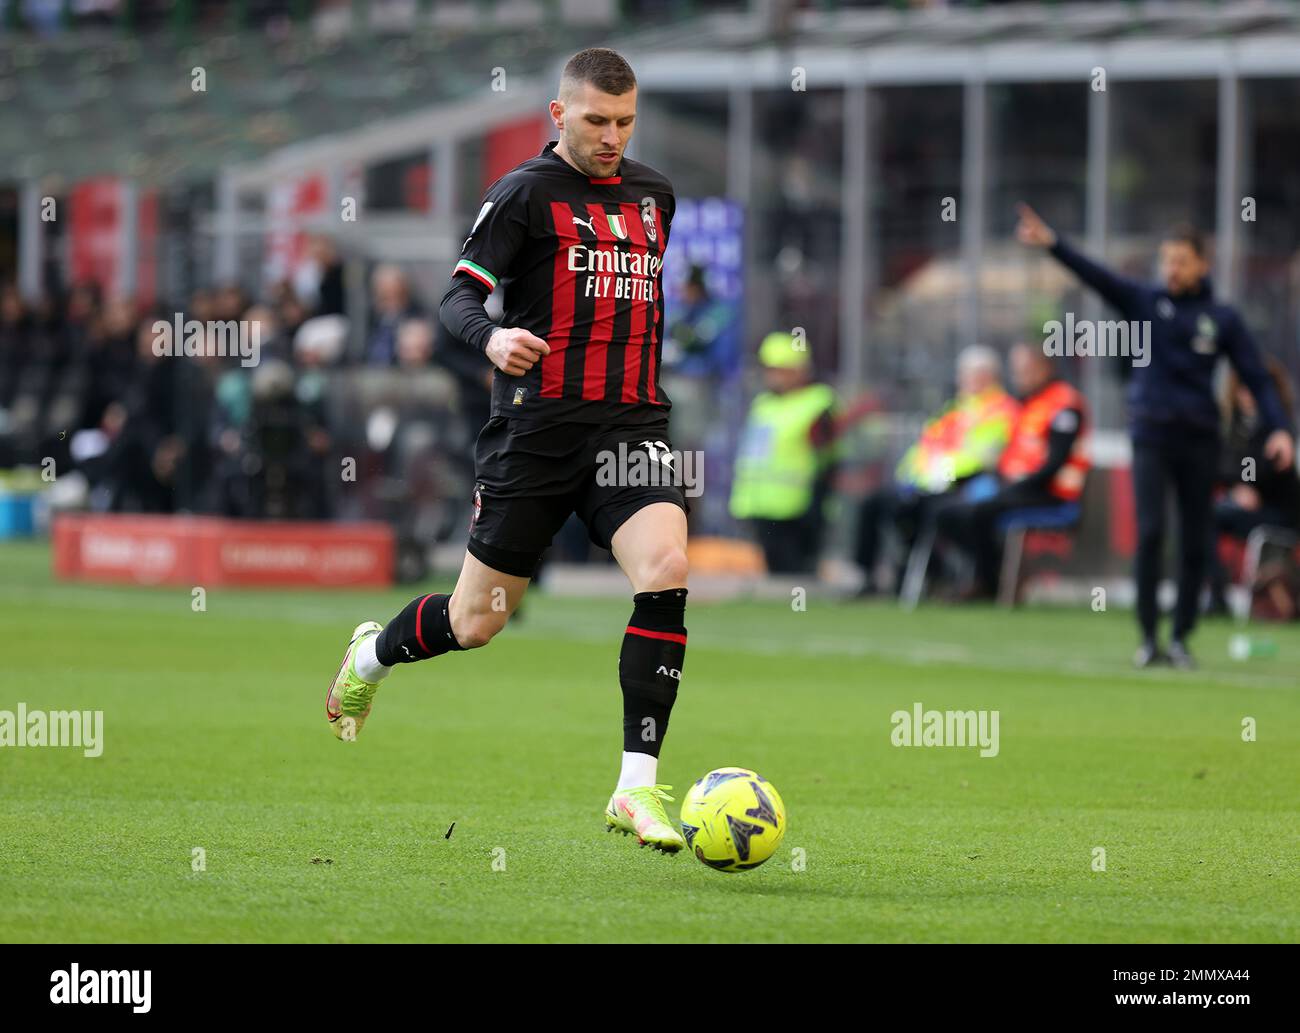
[{"xmin": 1016, "ymin": 202, "xmax": 1146, "ymax": 316}]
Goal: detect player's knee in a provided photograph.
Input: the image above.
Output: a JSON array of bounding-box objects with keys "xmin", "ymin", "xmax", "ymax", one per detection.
[
  {"xmin": 639, "ymin": 546, "xmax": 689, "ymax": 591},
  {"xmin": 452, "ymin": 612, "xmax": 506, "ymax": 650},
  {"xmin": 448, "ymin": 591, "xmax": 510, "ymax": 649}
]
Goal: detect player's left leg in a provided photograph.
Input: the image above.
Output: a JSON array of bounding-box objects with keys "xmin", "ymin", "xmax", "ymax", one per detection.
[
  {"xmin": 324, "ymin": 548, "xmax": 535, "ymax": 742},
  {"xmin": 325, "ymin": 415, "xmax": 575, "ymax": 741},
  {"xmin": 601, "ymin": 501, "xmax": 690, "ymax": 851}
]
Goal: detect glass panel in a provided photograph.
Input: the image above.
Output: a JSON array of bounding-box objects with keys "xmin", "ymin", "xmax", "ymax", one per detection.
[
  {"xmin": 1240, "ymin": 78, "xmax": 1300, "ymax": 390},
  {"xmin": 982, "ymin": 81, "xmax": 1089, "ymax": 360},
  {"xmin": 869, "ymin": 85, "xmax": 964, "ymax": 417},
  {"xmin": 750, "ymin": 88, "xmax": 844, "ymax": 374},
  {"xmin": 1108, "ymin": 80, "xmax": 1218, "ymax": 265},
  {"xmin": 633, "ymin": 91, "xmax": 729, "ymax": 200}
]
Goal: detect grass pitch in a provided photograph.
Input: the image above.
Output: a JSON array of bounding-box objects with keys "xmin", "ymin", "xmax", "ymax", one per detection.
[{"xmin": 1, "ymin": 540, "xmax": 1296, "ymax": 943}]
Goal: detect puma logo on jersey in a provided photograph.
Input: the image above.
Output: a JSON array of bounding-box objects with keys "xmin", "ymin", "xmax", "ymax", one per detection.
[
  {"xmin": 657, "ymin": 665, "xmax": 682, "ymax": 680},
  {"xmin": 573, "ymin": 216, "xmax": 595, "ymax": 234}
]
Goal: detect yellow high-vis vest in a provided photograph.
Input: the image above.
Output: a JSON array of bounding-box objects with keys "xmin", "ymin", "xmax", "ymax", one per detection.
[{"xmin": 730, "ymin": 383, "xmax": 837, "ymax": 521}]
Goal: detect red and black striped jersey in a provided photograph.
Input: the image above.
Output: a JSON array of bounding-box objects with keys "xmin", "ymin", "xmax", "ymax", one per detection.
[{"xmin": 452, "ymin": 140, "xmax": 674, "ymax": 426}]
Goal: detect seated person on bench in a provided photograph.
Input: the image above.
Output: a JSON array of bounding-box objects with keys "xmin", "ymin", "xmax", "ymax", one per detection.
[
  {"xmin": 934, "ymin": 344, "xmax": 1090, "ymax": 600},
  {"xmin": 1208, "ymin": 359, "xmax": 1300, "ymax": 611},
  {"xmin": 855, "ymin": 345, "xmax": 1018, "ymax": 596}
]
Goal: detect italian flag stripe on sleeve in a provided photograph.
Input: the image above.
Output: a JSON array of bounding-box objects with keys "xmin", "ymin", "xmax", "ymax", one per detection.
[{"xmin": 454, "ymin": 259, "xmax": 498, "ymax": 290}]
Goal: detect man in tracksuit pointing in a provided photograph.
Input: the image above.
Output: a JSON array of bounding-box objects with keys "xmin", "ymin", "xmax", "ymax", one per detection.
[{"xmin": 1016, "ymin": 204, "xmax": 1295, "ymax": 668}]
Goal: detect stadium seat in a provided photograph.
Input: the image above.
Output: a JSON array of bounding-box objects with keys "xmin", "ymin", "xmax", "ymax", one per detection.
[
  {"xmin": 898, "ymin": 475, "xmax": 1003, "ymax": 610},
  {"xmin": 995, "ymin": 503, "xmax": 1082, "ymax": 608},
  {"xmin": 1239, "ymin": 525, "xmax": 1300, "ymax": 622},
  {"xmin": 898, "ymin": 522, "xmax": 938, "ymax": 611}
]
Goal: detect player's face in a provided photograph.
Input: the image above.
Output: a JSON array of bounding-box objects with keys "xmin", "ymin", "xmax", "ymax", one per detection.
[
  {"xmin": 1159, "ymin": 240, "xmax": 1208, "ymax": 295},
  {"xmin": 555, "ymin": 82, "xmax": 637, "ymax": 178}
]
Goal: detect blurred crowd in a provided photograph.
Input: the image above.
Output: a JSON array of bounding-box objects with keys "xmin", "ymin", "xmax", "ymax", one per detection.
[
  {"xmin": 0, "ymin": 235, "xmax": 491, "ymax": 536},
  {"xmin": 0, "ymin": 233, "xmax": 743, "ymax": 571}
]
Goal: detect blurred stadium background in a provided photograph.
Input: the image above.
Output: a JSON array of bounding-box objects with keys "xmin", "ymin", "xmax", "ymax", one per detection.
[{"xmin": 3, "ymin": 0, "xmax": 1299, "ymax": 614}]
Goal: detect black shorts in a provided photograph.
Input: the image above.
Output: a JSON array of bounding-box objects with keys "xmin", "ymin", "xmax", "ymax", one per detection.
[{"xmin": 466, "ymin": 416, "xmax": 690, "ymax": 578}]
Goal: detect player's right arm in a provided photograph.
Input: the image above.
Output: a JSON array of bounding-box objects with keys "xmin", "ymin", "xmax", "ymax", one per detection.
[
  {"xmin": 438, "ymin": 175, "xmax": 549, "ymax": 375},
  {"xmin": 440, "ymin": 279, "xmax": 548, "ymax": 375},
  {"xmin": 1016, "ymin": 202, "xmax": 1144, "ymax": 315}
]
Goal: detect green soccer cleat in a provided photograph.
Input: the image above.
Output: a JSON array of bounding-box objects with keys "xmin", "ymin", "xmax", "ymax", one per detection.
[
  {"xmin": 325, "ymin": 621, "xmax": 384, "ymax": 741},
  {"xmin": 605, "ymin": 784, "xmax": 687, "ymax": 853}
]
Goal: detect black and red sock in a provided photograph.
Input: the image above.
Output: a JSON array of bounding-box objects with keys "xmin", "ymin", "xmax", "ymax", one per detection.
[
  {"xmin": 374, "ymin": 592, "xmax": 463, "ymax": 666},
  {"xmin": 618, "ymin": 588, "xmax": 687, "ymax": 757}
]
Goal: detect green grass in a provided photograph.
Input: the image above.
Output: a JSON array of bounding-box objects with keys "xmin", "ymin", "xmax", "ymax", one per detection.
[{"xmin": 1, "ymin": 539, "xmax": 1297, "ymax": 943}]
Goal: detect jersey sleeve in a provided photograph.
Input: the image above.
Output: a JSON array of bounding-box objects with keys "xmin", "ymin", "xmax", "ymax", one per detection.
[
  {"xmin": 452, "ymin": 174, "xmax": 531, "ymax": 293},
  {"xmin": 660, "ymin": 184, "xmax": 676, "ymax": 242}
]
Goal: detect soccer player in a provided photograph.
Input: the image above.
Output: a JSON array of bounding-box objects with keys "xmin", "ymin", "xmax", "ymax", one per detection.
[
  {"xmin": 1016, "ymin": 204, "xmax": 1295, "ymax": 668},
  {"xmin": 324, "ymin": 49, "xmax": 690, "ymax": 852}
]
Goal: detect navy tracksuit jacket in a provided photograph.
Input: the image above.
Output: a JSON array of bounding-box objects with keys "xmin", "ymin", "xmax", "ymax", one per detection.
[{"xmin": 1049, "ymin": 237, "xmax": 1292, "ymax": 442}]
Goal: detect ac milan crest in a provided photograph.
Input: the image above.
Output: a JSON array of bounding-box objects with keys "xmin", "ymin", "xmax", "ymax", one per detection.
[
  {"xmin": 470, "ymin": 483, "xmax": 482, "ymax": 531},
  {"xmin": 640, "ymin": 197, "xmax": 657, "ymax": 243}
]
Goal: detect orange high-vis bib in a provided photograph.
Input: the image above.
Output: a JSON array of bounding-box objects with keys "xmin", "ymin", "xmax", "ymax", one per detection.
[{"xmin": 997, "ymin": 380, "xmax": 1091, "ymax": 501}]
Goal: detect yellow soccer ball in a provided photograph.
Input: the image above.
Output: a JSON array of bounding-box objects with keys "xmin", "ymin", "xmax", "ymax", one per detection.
[{"xmin": 679, "ymin": 767, "xmax": 786, "ymax": 872}]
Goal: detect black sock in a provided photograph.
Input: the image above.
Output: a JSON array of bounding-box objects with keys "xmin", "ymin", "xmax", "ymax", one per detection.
[
  {"xmin": 618, "ymin": 588, "xmax": 687, "ymax": 757},
  {"xmin": 375, "ymin": 593, "xmax": 463, "ymax": 666}
]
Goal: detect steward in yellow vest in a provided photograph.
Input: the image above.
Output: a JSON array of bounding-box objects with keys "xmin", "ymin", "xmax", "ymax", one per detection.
[
  {"xmin": 898, "ymin": 384, "xmax": 1020, "ymax": 494},
  {"xmin": 730, "ymin": 332, "xmax": 838, "ymax": 573}
]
